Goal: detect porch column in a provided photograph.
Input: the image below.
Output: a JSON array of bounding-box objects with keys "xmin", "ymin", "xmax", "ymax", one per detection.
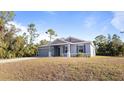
[
  {"xmin": 48, "ymin": 42, "xmax": 51, "ymax": 57},
  {"xmin": 48, "ymin": 46, "xmax": 51, "ymax": 57},
  {"xmin": 67, "ymin": 44, "xmax": 71, "ymax": 57}
]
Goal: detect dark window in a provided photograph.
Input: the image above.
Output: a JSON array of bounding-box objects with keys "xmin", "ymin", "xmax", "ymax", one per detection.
[
  {"xmin": 64, "ymin": 46, "xmax": 68, "ymax": 53},
  {"xmin": 78, "ymin": 46, "xmax": 83, "ymax": 53},
  {"xmin": 77, "ymin": 45, "xmax": 86, "ymax": 53},
  {"xmin": 65, "ymin": 47, "xmax": 68, "ymax": 53}
]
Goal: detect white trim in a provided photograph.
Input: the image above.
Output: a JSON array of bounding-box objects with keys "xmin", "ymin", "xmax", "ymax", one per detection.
[
  {"xmin": 51, "ymin": 43, "xmax": 70, "ymax": 46},
  {"xmin": 39, "ymin": 42, "xmax": 91, "ymax": 48},
  {"xmin": 70, "ymin": 42, "xmax": 91, "ymax": 45},
  {"xmin": 67, "ymin": 44, "xmax": 71, "ymax": 57}
]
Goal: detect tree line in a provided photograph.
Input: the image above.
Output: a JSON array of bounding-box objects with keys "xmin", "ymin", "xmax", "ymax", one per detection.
[
  {"xmin": 94, "ymin": 34, "xmax": 124, "ymax": 56},
  {"xmin": 0, "ymin": 12, "xmax": 38, "ymax": 58},
  {"xmin": 0, "ymin": 11, "xmax": 57, "ymax": 59}
]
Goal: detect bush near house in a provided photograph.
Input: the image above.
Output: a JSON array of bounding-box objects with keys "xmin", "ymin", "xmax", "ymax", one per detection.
[
  {"xmin": 76, "ymin": 52, "xmax": 90, "ymax": 57},
  {"xmin": 76, "ymin": 52, "xmax": 84, "ymax": 57}
]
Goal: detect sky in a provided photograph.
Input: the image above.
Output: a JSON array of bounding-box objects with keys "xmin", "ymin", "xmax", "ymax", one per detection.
[{"xmin": 12, "ymin": 11, "xmax": 124, "ymax": 43}]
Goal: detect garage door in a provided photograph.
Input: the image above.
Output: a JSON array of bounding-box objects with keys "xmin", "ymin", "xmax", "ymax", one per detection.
[{"xmin": 38, "ymin": 48, "xmax": 49, "ymax": 57}]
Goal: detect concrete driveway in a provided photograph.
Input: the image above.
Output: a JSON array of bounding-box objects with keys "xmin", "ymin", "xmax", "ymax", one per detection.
[{"xmin": 0, "ymin": 57, "xmax": 39, "ymax": 64}]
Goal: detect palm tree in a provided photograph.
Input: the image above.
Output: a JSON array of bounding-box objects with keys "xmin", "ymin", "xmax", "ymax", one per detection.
[
  {"xmin": 27, "ymin": 23, "xmax": 39, "ymax": 44},
  {"xmin": 46, "ymin": 29, "xmax": 57, "ymax": 57}
]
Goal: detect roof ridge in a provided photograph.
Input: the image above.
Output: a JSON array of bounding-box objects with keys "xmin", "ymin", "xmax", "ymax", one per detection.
[
  {"xmin": 57, "ymin": 38, "xmax": 70, "ymax": 43},
  {"xmin": 51, "ymin": 38, "xmax": 70, "ymax": 44},
  {"xmin": 65, "ymin": 36, "xmax": 84, "ymax": 41}
]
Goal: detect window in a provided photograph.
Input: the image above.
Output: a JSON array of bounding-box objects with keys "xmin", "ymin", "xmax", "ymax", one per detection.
[
  {"xmin": 63, "ymin": 46, "xmax": 68, "ymax": 53},
  {"xmin": 77, "ymin": 45, "xmax": 86, "ymax": 53},
  {"xmin": 65, "ymin": 46, "xmax": 68, "ymax": 53},
  {"xmin": 78, "ymin": 46, "xmax": 83, "ymax": 53}
]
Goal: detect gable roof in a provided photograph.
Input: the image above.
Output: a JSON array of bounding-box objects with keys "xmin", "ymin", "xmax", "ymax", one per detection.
[
  {"xmin": 65, "ymin": 36, "xmax": 86, "ymax": 43},
  {"xmin": 51, "ymin": 36, "xmax": 91, "ymax": 45},
  {"xmin": 39, "ymin": 36, "xmax": 92, "ymax": 48},
  {"xmin": 51, "ymin": 38, "xmax": 69, "ymax": 45}
]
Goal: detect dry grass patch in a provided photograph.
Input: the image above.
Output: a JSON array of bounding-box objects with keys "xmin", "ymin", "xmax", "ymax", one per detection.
[{"xmin": 0, "ymin": 57, "xmax": 124, "ymax": 80}]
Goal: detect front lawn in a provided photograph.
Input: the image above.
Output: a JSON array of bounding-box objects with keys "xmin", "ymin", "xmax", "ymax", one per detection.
[{"xmin": 0, "ymin": 56, "xmax": 124, "ymax": 80}]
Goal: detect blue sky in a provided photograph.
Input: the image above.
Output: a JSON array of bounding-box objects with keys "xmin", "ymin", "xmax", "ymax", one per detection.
[{"xmin": 13, "ymin": 11, "xmax": 124, "ymax": 42}]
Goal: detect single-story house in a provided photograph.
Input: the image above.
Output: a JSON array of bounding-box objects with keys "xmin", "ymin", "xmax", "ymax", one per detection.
[{"xmin": 38, "ymin": 37, "xmax": 96, "ymax": 57}]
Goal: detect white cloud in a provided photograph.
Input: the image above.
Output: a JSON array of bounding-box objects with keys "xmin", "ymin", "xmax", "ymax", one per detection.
[
  {"xmin": 83, "ymin": 16, "xmax": 96, "ymax": 28},
  {"xmin": 111, "ymin": 11, "xmax": 124, "ymax": 32},
  {"xmin": 8, "ymin": 21, "xmax": 58, "ymax": 44},
  {"xmin": 37, "ymin": 32, "xmax": 49, "ymax": 42},
  {"xmin": 8, "ymin": 21, "xmax": 28, "ymax": 36},
  {"xmin": 37, "ymin": 31, "xmax": 59, "ymax": 44}
]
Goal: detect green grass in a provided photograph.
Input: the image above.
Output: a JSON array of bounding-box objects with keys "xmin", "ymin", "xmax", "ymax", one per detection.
[{"xmin": 0, "ymin": 56, "xmax": 124, "ymax": 80}]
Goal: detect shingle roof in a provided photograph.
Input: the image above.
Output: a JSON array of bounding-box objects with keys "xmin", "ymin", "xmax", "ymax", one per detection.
[
  {"xmin": 64, "ymin": 36, "xmax": 86, "ymax": 43},
  {"xmin": 39, "ymin": 37, "xmax": 91, "ymax": 48},
  {"xmin": 51, "ymin": 37, "xmax": 90, "ymax": 45},
  {"xmin": 51, "ymin": 38, "xmax": 69, "ymax": 45}
]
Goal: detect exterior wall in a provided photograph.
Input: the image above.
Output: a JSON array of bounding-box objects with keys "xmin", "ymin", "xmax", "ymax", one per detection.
[
  {"xmin": 38, "ymin": 43, "xmax": 96, "ymax": 57},
  {"xmin": 85, "ymin": 43, "xmax": 95, "ymax": 57},
  {"xmin": 60, "ymin": 45, "xmax": 64, "ymax": 56},
  {"xmin": 85, "ymin": 44, "xmax": 91, "ymax": 56},
  {"xmin": 51, "ymin": 47, "xmax": 54, "ymax": 56},
  {"xmin": 70, "ymin": 44, "xmax": 77, "ymax": 54},
  {"xmin": 90, "ymin": 43, "xmax": 96, "ymax": 57},
  {"xmin": 70, "ymin": 44, "xmax": 77, "ymax": 56}
]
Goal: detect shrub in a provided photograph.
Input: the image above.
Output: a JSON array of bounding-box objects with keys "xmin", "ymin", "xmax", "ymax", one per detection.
[{"xmin": 76, "ymin": 52, "xmax": 84, "ymax": 57}]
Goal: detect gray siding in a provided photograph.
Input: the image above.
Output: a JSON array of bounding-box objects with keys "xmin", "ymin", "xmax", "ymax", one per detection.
[
  {"xmin": 85, "ymin": 44, "xmax": 91, "ymax": 55},
  {"xmin": 38, "ymin": 43, "xmax": 95, "ymax": 57}
]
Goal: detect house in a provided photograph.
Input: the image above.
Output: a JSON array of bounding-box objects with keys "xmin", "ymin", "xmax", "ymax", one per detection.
[{"xmin": 38, "ymin": 37, "xmax": 96, "ymax": 57}]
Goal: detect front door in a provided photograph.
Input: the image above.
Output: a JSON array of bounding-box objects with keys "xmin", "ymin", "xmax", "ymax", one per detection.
[{"xmin": 54, "ymin": 46, "xmax": 60, "ymax": 56}]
